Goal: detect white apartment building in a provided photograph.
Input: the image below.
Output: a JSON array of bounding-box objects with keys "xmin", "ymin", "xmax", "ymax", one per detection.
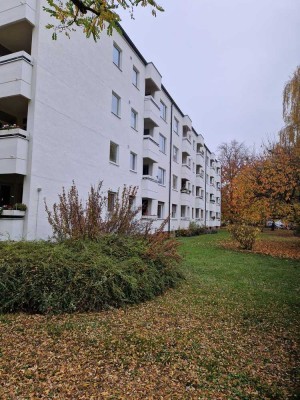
[{"xmin": 0, "ymin": 0, "xmax": 221, "ymax": 240}]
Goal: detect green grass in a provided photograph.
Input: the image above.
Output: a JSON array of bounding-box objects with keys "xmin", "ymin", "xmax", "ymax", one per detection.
[{"xmin": 0, "ymin": 231, "xmax": 299, "ymax": 399}]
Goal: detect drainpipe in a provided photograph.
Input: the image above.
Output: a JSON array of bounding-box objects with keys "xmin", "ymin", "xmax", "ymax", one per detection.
[
  {"xmin": 168, "ymin": 103, "xmax": 174, "ymax": 233},
  {"xmin": 35, "ymin": 187, "xmax": 42, "ymax": 239}
]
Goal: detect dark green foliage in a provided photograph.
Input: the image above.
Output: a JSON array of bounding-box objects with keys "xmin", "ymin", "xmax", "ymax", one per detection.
[
  {"xmin": 175, "ymin": 226, "xmax": 218, "ymax": 237},
  {"xmin": 0, "ymin": 236, "xmax": 183, "ymax": 314}
]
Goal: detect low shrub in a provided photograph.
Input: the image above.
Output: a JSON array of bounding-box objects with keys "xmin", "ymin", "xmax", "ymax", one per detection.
[
  {"xmin": 0, "ymin": 235, "xmax": 183, "ymax": 314},
  {"xmin": 175, "ymin": 224, "xmax": 217, "ymax": 237},
  {"xmin": 228, "ymin": 224, "xmax": 260, "ymax": 250}
]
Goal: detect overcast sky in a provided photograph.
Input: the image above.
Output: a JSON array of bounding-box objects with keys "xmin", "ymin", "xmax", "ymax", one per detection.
[{"xmin": 119, "ymin": 0, "xmax": 300, "ymax": 154}]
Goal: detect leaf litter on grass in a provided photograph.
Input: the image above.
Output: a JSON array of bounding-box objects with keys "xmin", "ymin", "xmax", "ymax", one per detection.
[{"xmin": 0, "ymin": 232, "xmax": 299, "ymax": 399}]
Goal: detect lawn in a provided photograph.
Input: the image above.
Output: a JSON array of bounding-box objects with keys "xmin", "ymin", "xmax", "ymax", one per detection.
[{"xmin": 0, "ymin": 231, "xmax": 299, "ymax": 399}]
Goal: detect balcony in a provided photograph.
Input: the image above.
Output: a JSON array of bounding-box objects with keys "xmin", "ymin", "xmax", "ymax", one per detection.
[
  {"xmin": 145, "ymin": 62, "xmax": 161, "ymax": 95},
  {"xmin": 144, "ymin": 96, "xmax": 160, "ymax": 127},
  {"xmin": 180, "ymin": 191, "xmax": 191, "ymax": 205},
  {"xmin": 143, "ymin": 135, "xmax": 159, "ymax": 163},
  {"xmin": 0, "ymin": 128, "xmax": 29, "ymax": 174},
  {"xmin": 141, "ymin": 176, "xmax": 158, "ymax": 198},
  {"xmin": 0, "ymin": 51, "xmax": 33, "ymax": 99},
  {"xmin": 181, "ymin": 164, "xmax": 192, "ymax": 181},
  {"xmin": 0, "ymin": 210, "xmax": 25, "ymax": 241},
  {"xmin": 195, "ymin": 197, "xmax": 204, "ymax": 208},
  {"xmin": 196, "ymin": 151, "xmax": 204, "ymax": 163},
  {"xmin": 182, "ymin": 137, "xmax": 191, "ymax": 155},
  {"xmin": 0, "ymin": 0, "xmax": 36, "ymax": 28},
  {"xmin": 182, "ymin": 115, "xmax": 192, "ymax": 131}
]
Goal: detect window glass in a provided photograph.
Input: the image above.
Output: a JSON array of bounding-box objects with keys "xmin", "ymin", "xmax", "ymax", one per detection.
[
  {"xmin": 109, "ymin": 141, "xmax": 118, "ymax": 163},
  {"xmin": 160, "ymin": 101, "xmax": 167, "ymax": 120},
  {"xmin": 131, "ymin": 109, "xmax": 138, "ymax": 130},
  {"xmin": 108, "ymin": 191, "xmax": 116, "ymax": 212},
  {"xmin": 112, "ymin": 92, "xmax": 120, "ymax": 116},
  {"xmin": 157, "ymin": 167, "xmax": 165, "ymax": 185},
  {"xmin": 113, "ymin": 44, "xmax": 121, "ymax": 67},
  {"xmin": 159, "ymin": 134, "xmax": 166, "ymax": 153},
  {"xmin": 130, "ymin": 152, "xmax": 137, "ymax": 171},
  {"xmin": 132, "ymin": 67, "xmax": 138, "ymax": 87}
]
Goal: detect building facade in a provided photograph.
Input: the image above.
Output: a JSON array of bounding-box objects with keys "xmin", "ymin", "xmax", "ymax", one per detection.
[{"xmin": 0, "ymin": 0, "xmax": 221, "ymax": 240}]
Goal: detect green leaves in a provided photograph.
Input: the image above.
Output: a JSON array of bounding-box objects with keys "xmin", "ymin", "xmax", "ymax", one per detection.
[{"xmin": 43, "ymin": 0, "xmax": 164, "ymax": 41}]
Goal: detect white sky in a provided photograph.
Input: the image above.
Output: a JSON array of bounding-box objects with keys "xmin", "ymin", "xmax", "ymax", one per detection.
[{"xmin": 119, "ymin": 0, "xmax": 300, "ymax": 153}]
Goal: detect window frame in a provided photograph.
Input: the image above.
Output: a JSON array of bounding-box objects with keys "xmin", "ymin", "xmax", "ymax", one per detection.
[
  {"xmin": 130, "ymin": 151, "xmax": 137, "ymax": 172},
  {"xmin": 157, "ymin": 167, "xmax": 166, "ymax": 186},
  {"xmin": 131, "ymin": 108, "xmax": 138, "ymax": 130},
  {"xmin": 172, "ymin": 174, "xmax": 178, "ymax": 190},
  {"xmin": 113, "ymin": 43, "xmax": 122, "ymax": 69},
  {"xmin": 107, "ymin": 191, "xmax": 116, "ymax": 212},
  {"xmin": 171, "ymin": 204, "xmax": 177, "ymax": 219},
  {"xmin": 173, "ymin": 145, "xmax": 179, "ymax": 163},
  {"xmin": 157, "ymin": 201, "xmax": 164, "ymax": 219},
  {"xmin": 159, "ymin": 133, "xmax": 167, "ymax": 154},
  {"xmin": 174, "ymin": 117, "xmax": 179, "ymax": 134},
  {"xmin": 109, "ymin": 141, "xmax": 119, "ymax": 164},
  {"xmin": 111, "ymin": 92, "xmax": 121, "ymax": 117},
  {"xmin": 132, "ymin": 66, "xmax": 139, "ymax": 88},
  {"xmin": 160, "ymin": 100, "xmax": 167, "ymax": 121}
]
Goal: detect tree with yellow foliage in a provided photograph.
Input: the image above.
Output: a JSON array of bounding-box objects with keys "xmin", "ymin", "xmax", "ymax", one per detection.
[{"xmin": 44, "ymin": 0, "xmax": 164, "ymax": 40}]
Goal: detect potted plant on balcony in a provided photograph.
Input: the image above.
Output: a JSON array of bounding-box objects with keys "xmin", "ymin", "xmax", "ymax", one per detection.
[{"xmin": 0, "ymin": 203, "xmax": 27, "ymax": 218}]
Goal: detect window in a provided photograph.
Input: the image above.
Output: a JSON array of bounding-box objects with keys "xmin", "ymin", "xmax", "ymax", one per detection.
[
  {"xmin": 112, "ymin": 92, "xmax": 121, "ymax": 116},
  {"xmin": 172, "ymin": 174, "xmax": 178, "ymax": 190},
  {"xmin": 130, "ymin": 152, "xmax": 137, "ymax": 171},
  {"xmin": 160, "ymin": 101, "xmax": 167, "ymax": 121},
  {"xmin": 195, "ymin": 208, "xmax": 200, "ymax": 219},
  {"xmin": 157, "ymin": 167, "xmax": 166, "ymax": 185},
  {"xmin": 108, "ymin": 191, "xmax": 116, "ymax": 212},
  {"xmin": 132, "ymin": 66, "xmax": 139, "ymax": 87},
  {"xmin": 173, "ymin": 146, "xmax": 178, "ymax": 162},
  {"xmin": 174, "ymin": 118, "xmax": 179, "ymax": 134},
  {"xmin": 196, "ymin": 186, "xmax": 201, "ymax": 197},
  {"xmin": 172, "ymin": 204, "xmax": 177, "ymax": 218},
  {"xmin": 157, "ymin": 202, "xmax": 164, "ymax": 219},
  {"xmin": 192, "ymin": 185, "xmax": 194, "ymax": 196},
  {"xmin": 131, "ymin": 109, "xmax": 138, "ymax": 130},
  {"xmin": 192, "ymin": 208, "xmax": 194, "ymax": 219},
  {"xmin": 159, "ymin": 133, "xmax": 166, "ymax": 154},
  {"xmin": 193, "ymin": 140, "xmax": 195, "ymax": 150},
  {"xmin": 129, "ymin": 195, "xmax": 136, "ymax": 210},
  {"xmin": 113, "ymin": 43, "xmax": 121, "ymax": 68},
  {"xmin": 109, "ymin": 141, "xmax": 119, "ymax": 164}
]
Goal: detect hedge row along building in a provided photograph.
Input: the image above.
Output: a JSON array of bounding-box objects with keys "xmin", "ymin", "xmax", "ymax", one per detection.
[{"xmin": 0, "ymin": 0, "xmax": 221, "ymax": 240}]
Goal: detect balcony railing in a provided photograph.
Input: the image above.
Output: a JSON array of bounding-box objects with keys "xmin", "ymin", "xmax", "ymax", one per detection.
[
  {"xmin": 180, "ymin": 188, "xmax": 191, "ymax": 194},
  {"xmin": 144, "ymin": 95, "xmax": 160, "ymax": 127},
  {"xmin": 0, "ymin": 51, "xmax": 33, "ymax": 99},
  {"xmin": 143, "ymin": 135, "xmax": 159, "ymax": 162},
  {"xmin": 0, "ymin": 0, "xmax": 36, "ymax": 27},
  {"xmin": 0, "ymin": 128, "xmax": 29, "ymax": 174}
]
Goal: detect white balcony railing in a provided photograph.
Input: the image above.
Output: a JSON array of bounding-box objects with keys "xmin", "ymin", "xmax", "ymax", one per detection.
[
  {"xmin": 0, "ymin": 128, "xmax": 29, "ymax": 174},
  {"xmin": 144, "ymin": 96, "xmax": 160, "ymax": 127},
  {"xmin": 143, "ymin": 135, "xmax": 159, "ymax": 162},
  {"xmin": 0, "ymin": 0, "xmax": 36, "ymax": 27},
  {"xmin": 0, "ymin": 51, "xmax": 33, "ymax": 99},
  {"xmin": 141, "ymin": 176, "xmax": 158, "ymax": 198}
]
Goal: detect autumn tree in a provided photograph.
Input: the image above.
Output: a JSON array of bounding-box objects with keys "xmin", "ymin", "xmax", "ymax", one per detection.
[
  {"xmin": 219, "ymin": 67, "xmax": 300, "ymax": 228},
  {"xmin": 281, "ymin": 66, "xmax": 300, "ymax": 148},
  {"xmin": 44, "ymin": 0, "xmax": 164, "ymax": 40},
  {"xmin": 231, "ymin": 145, "xmax": 300, "ymax": 225},
  {"xmin": 217, "ymin": 140, "xmax": 254, "ymax": 223}
]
